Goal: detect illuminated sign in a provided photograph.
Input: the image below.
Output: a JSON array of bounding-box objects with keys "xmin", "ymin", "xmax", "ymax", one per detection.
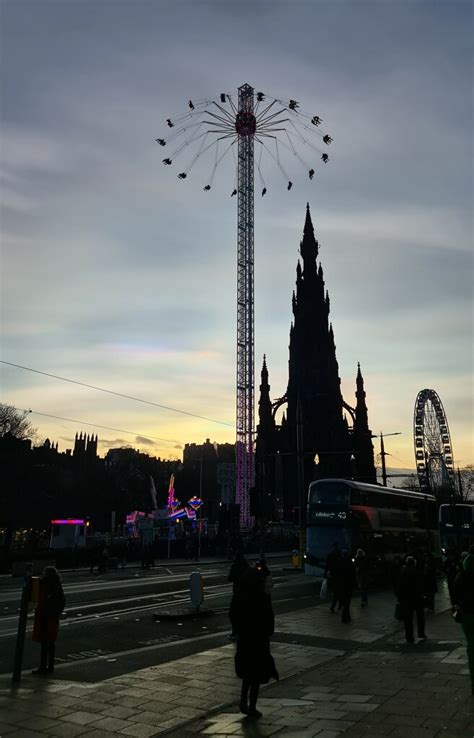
[
  {"xmin": 312, "ymin": 511, "xmax": 347, "ymax": 520},
  {"xmin": 51, "ymin": 519, "xmax": 84, "ymax": 525}
]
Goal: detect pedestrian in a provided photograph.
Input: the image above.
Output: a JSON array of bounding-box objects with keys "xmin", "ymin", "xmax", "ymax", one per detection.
[
  {"xmin": 422, "ymin": 551, "xmax": 437, "ymax": 612},
  {"xmin": 113, "ymin": 538, "xmax": 127, "ymax": 569},
  {"xmin": 398, "ymin": 556, "xmax": 427, "ymax": 644},
  {"xmin": 337, "ymin": 550, "xmax": 357, "ymax": 623},
  {"xmin": 325, "ymin": 542, "xmax": 341, "ymax": 613},
  {"xmin": 214, "ymin": 531, "xmax": 224, "ymax": 557},
  {"xmin": 228, "ymin": 551, "xmax": 250, "ymax": 640},
  {"xmin": 32, "ymin": 566, "xmax": 66, "ymax": 675},
  {"xmin": 453, "ymin": 550, "xmax": 474, "ymax": 695},
  {"xmin": 233, "ymin": 568, "xmax": 279, "ymax": 717},
  {"xmin": 444, "ymin": 550, "xmax": 459, "ymax": 606},
  {"xmin": 391, "ymin": 555, "xmax": 403, "ymax": 597},
  {"xmin": 89, "ymin": 543, "xmax": 101, "ymax": 574},
  {"xmin": 354, "ymin": 548, "xmax": 369, "ymax": 606},
  {"xmin": 256, "ymin": 557, "xmax": 274, "ymax": 596},
  {"xmin": 145, "ymin": 542, "xmax": 155, "ymax": 568}
]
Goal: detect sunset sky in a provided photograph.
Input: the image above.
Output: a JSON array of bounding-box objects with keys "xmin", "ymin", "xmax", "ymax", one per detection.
[{"xmin": 1, "ymin": 0, "xmax": 472, "ymax": 472}]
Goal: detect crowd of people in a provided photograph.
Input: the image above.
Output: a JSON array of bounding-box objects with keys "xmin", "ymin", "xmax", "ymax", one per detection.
[
  {"xmin": 28, "ymin": 541, "xmax": 473, "ymax": 709},
  {"xmin": 322, "ymin": 542, "xmax": 474, "ymax": 695}
]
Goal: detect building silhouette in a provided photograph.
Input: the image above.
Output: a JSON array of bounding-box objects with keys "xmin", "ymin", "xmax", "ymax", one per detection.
[
  {"xmin": 73, "ymin": 432, "xmax": 98, "ymax": 460},
  {"xmin": 180, "ymin": 439, "xmax": 235, "ymax": 523},
  {"xmin": 255, "ymin": 205, "xmax": 376, "ymax": 521}
]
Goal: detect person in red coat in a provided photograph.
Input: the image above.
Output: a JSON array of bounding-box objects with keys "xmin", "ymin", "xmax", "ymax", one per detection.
[{"xmin": 32, "ymin": 566, "xmax": 66, "ymax": 675}]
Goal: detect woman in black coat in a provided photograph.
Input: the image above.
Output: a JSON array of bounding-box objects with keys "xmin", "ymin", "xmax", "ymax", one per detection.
[
  {"xmin": 233, "ymin": 567, "xmax": 279, "ymax": 717},
  {"xmin": 337, "ymin": 550, "xmax": 357, "ymax": 623},
  {"xmin": 228, "ymin": 552, "xmax": 249, "ymax": 639},
  {"xmin": 398, "ymin": 556, "xmax": 427, "ymax": 643}
]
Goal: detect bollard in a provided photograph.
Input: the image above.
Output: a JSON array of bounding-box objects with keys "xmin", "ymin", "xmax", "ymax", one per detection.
[
  {"xmin": 12, "ymin": 574, "xmax": 32, "ymax": 683},
  {"xmin": 189, "ymin": 571, "xmax": 204, "ymax": 610}
]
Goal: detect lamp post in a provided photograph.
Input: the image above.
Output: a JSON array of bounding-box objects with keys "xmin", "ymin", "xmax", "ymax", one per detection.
[
  {"xmin": 371, "ymin": 431, "xmax": 402, "ymax": 486},
  {"xmin": 296, "ymin": 395, "xmax": 305, "ymax": 562},
  {"xmin": 449, "ymin": 490, "xmax": 458, "ymax": 551},
  {"xmin": 198, "ymin": 459, "xmax": 203, "ymax": 560},
  {"xmin": 188, "ymin": 463, "xmax": 204, "ymax": 562}
]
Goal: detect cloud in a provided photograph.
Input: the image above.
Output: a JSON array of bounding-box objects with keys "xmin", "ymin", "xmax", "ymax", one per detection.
[
  {"xmin": 135, "ymin": 435, "xmax": 155, "ymax": 446},
  {"xmin": 97, "ymin": 438, "xmax": 131, "ymax": 449},
  {"xmin": 1, "ymin": 0, "xmax": 471, "ymax": 469}
]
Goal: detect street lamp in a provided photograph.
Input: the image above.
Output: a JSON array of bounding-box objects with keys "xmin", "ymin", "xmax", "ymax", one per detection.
[
  {"xmin": 296, "ymin": 396, "xmax": 305, "ymax": 563},
  {"xmin": 371, "ymin": 431, "xmax": 402, "ymax": 486},
  {"xmin": 198, "ymin": 459, "xmax": 202, "ymax": 560}
]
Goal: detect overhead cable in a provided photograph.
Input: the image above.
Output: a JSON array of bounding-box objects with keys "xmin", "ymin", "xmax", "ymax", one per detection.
[
  {"xmin": 15, "ymin": 407, "xmax": 183, "ymax": 447},
  {"xmin": 0, "ymin": 360, "xmax": 234, "ymax": 427}
]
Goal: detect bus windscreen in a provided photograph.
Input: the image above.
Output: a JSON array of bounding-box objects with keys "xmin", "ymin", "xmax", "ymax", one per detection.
[{"xmin": 309, "ymin": 481, "xmax": 350, "ymax": 506}]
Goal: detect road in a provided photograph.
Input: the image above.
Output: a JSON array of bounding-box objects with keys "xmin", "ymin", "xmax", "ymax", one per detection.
[{"xmin": 0, "ymin": 555, "xmax": 318, "ymax": 678}]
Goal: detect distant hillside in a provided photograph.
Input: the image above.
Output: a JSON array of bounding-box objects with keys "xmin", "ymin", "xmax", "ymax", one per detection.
[{"xmin": 376, "ymin": 468, "xmax": 416, "ymax": 488}]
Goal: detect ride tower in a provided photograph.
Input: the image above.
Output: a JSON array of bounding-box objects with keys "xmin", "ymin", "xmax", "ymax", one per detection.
[
  {"xmin": 155, "ymin": 86, "xmax": 333, "ymax": 528},
  {"xmin": 236, "ymin": 83, "xmax": 256, "ymax": 528}
]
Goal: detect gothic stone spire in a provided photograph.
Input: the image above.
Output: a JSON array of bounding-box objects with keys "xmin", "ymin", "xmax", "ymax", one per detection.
[
  {"xmin": 300, "ymin": 202, "xmax": 318, "ymax": 267},
  {"xmin": 353, "ymin": 363, "xmax": 376, "ymax": 483},
  {"xmin": 257, "ymin": 355, "xmax": 274, "ymax": 435}
]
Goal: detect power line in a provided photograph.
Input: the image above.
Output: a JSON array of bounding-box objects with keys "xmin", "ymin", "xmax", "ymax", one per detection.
[
  {"xmin": 1, "ymin": 360, "xmax": 234, "ymax": 428},
  {"xmin": 15, "ymin": 407, "xmax": 184, "ymax": 447},
  {"xmin": 388, "ymin": 452, "xmax": 413, "ymax": 467}
]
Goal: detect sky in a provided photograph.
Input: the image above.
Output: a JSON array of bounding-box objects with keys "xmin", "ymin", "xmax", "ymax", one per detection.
[{"xmin": 1, "ymin": 0, "xmax": 472, "ymax": 472}]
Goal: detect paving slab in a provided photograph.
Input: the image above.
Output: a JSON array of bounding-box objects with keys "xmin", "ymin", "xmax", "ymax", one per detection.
[{"xmin": 0, "ymin": 584, "xmax": 472, "ymax": 738}]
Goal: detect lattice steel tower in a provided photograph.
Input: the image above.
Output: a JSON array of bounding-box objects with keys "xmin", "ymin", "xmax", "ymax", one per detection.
[
  {"xmin": 156, "ymin": 85, "xmax": 333, "ymax": 528},
  {"xmin": 235, "ymin": 83, "xmax": 256, "ymax": 527}
]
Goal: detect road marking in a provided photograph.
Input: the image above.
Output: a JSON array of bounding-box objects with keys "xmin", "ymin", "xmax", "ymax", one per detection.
[
  {"xmin": 0, "ymin": 586, "xmax": 231, "ymax": 637},
  {"xmin": 0, "ymin": 581, "xmax": 229, "ymax": 623},
  {"xmin": 56, "ymin": 648, "xmax": 112, "ymax": 663},
  {"xmin": 0, "ymin": 575, "xmax": 301, "ymax": 637},
  {"xmin": 49, "ymin": 630, "xmax": 227, "ymax": 671},
  {"xmin": 0, "ymin": 569, "xmax": 224, "ymax": 602}
]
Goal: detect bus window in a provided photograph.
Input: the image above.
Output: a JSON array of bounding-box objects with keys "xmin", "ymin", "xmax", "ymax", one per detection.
[{"xmin": 309, "ymin": 481, "xmax": 350, "ymax": 506}]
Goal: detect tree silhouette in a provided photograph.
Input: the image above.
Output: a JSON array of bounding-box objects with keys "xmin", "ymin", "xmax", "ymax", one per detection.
[{"xmin": 0, "ymin": 404, "xmax": 37, "ymax": 441}]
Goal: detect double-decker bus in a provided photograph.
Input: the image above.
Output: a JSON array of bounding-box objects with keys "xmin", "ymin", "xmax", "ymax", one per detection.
[
  {"xmin": 438, "ymin": 503, "xmax": 474, "ymax": 553},
  {"xmin": 304, "ymin": 479, "xmax": 440, "ymax": 578}
]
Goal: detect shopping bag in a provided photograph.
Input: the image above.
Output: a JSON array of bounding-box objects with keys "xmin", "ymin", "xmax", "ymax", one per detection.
[{"xmin": 320, "ymin": 578, "xmax": 328, "ymax": 599}]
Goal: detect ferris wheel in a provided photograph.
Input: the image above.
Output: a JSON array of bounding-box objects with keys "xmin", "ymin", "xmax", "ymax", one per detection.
[{"xmin": 414, "ymin": 389, "xmax": 455, "ymax": 496}]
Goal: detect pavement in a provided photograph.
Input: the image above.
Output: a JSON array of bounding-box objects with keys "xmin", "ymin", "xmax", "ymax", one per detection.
[{"xmin": 0, "ymin": 583, "xmax": 472, "ymax": 738}]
